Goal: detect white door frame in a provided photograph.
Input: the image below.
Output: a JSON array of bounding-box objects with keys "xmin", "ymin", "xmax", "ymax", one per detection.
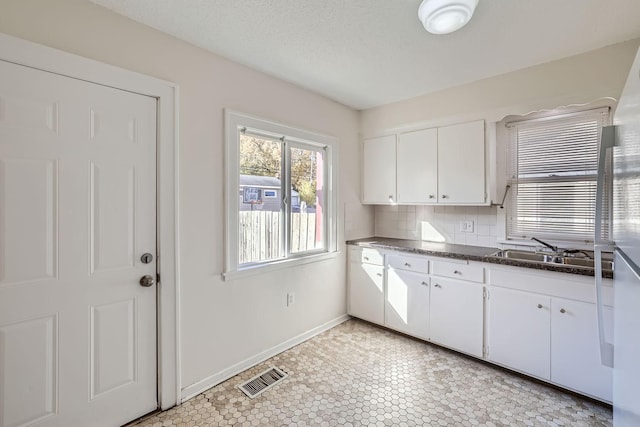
[{"xmin": 0, "ymin": 32, "xmax": 181, "ymax": 409}]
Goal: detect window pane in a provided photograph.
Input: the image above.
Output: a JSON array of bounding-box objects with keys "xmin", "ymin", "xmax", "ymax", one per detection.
[
  {"xmin": 506, "ymin": 108, "xmax": 610, "ymax": 242},
  {"xmin": 238, "ymin": 134, "xmax": 283, "ymax": 264},
  {"xmin": 290, "ymin": 146, "xmax": 324, "ymax": 253}
]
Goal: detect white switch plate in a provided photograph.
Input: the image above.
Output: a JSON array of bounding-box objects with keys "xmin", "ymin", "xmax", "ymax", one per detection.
[
  {"xmin": 460, "ymin": 220, "xmax": 474, "ymax": 233},
  {"xmin": 287, "ymin": 292, "xmax": 295, "ymax": 306}
]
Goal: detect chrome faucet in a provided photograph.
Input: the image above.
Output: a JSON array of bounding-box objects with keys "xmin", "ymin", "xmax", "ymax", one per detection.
[
  {"xmin": 530, "ymin": 237, "xmax": 592, "ymax": 259},
  {"xmin": 530, "ymin": 237, "xmax": 558, "ymax": 253}
]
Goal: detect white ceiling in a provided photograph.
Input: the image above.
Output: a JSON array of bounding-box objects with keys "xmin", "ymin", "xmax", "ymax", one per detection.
[{"xmin": 90, "ymin": 0, "xmax": 640, "ymax": 110}]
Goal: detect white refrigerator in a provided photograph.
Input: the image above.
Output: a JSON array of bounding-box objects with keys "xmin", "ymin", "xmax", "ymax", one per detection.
[{"xmin": 595, "ymin": 45, "xmax": 640, "ymax": 426}]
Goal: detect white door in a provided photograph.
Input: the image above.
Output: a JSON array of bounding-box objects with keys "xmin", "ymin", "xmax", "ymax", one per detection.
[
  {"xmin": 397, "ymin": 128, "xmax": 438, "ymax": 203},
  {"xmin": 385, "ymin": 268, "xmax": 430, "ymax": 340},
  {"xmin": 429, "ymin": 277, "xmax": 484, "ymax": 357},
  {"xmin": 0, "ymin": 60, "xmax": 157, "ymax": 426},
  {"xmin": 437, "ymin": 120, "xmax": 485, "ymax": 204},
  {"xmin": 487, "ymin": 286, "xmax": 551, "ymax": 380},
  {"xmin": 362, "ymin": 135, "xmax": 396, "ymax": 204},
  {"xmin": 348, "ymin": 261, "xmax": 385, "ymax": 325},
  {"xmin": 551, "ymin": 298, "xmax": 613, "ymax": 401}
]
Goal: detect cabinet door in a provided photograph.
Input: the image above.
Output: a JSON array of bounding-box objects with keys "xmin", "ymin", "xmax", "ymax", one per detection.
[
  {"xmin": 348, "ymin": 261, "xmax": 385, "ymax": 325},
  {"xmin": 437, "ymin": 120, "xmax": 485, "ymax": 204},
  {"xmin": 487, "ymin": 287, "xmax": 551, "ymax": 380},
  {"xmin": 386, "ymin": 268, "xmax": 430, "ymax": 340},
  {"xmin": 397, "ymin": 128, "xmax": 438, "ymax": 203},
  {"xmin": 362, "ymin": 135, "xmax": 396, "ymax": 204},
  {"xmin": 551, "ymin": 298, "xmax": 613, "ymax": 401},
  {"xmin": 430, "ymin": 277, "xmax": 484, "ymax": 357}
]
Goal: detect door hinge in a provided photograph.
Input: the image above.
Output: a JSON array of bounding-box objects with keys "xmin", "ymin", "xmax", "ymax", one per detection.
[{"xmin": 483, "ymin": 346, "xmax": 489, "ymax": 358}]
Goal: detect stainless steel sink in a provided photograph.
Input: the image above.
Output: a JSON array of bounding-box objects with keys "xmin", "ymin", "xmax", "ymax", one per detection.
[
  {"xmin": 490, "ymin": 250, "xmax": 556, "ymax": 263},
  {"xmin": 489, "ymin": 249, "xmax": 614, "ymax": 271}
]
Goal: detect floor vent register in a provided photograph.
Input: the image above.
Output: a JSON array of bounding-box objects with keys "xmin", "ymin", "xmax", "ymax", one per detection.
[{"xmin": 238, "ymin": 367, "xmax": 288, "ymax": 398}]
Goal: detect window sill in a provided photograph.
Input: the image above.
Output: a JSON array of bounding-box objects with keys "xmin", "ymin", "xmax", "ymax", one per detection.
[
  {"xmin": 222, "ymin": 250, "xmax": 341, "ymax": 281},
  {"xmin": 496, "ymin": 238, "xmax": 594, "ymax": 251}
]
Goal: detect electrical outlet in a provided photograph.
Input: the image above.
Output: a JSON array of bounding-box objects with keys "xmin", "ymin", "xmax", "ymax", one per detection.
[
  {"xmin": 460, "ymin": 220, "xmax": 474, "ymax": 233},
  {"xmin": 287, "ymin": 292, "xmax": 295, "ymax": 306}
]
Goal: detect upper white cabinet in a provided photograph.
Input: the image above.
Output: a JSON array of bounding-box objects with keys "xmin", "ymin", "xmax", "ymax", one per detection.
[
  {"xmin": 397, "ymin": 128, "xmax": 438, "ymax": 203},
  {"xmin": 364, "ymin": 120, "xmax": 487, "ymax": 205},
  {"xmin": 362, "ymin": 135, "xmax": 397, "ymax": 204},
  {"xmin": 437, "ymin": 120, "xmax": 486, "ymax": 204}
]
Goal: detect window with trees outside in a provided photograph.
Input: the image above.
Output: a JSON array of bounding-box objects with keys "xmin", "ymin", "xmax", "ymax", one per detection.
[{"xmin": 224, "ymin": 110, "xmax": 337, "ymax": 276}]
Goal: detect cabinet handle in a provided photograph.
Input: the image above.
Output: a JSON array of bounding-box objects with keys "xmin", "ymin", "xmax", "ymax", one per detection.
[
  {"xmin": 429, "ymin": 195, "xmax": 435, "ymax": 199},
  {"xmin": 421, "ymin": 281, "xmax": 429, "ymax": 286},
  {"xmin": 537, "ymin": 304, "xmax": 543, "ymax": 309},
  {"xmin": 434, "ymin": 284, "xmax": 442, "ymax": 288},
  {"xmin": 363, "ymin": 256, "xmax": 369, "ymax": 261},
  {"xmin": 453, "ymin": 270, "xmax": 462, "ymax": 275},
  {"xmin": 560, "ymin": 308, "xmax": 566, "ymax": 314},
  {"xmin": 404, "ymin": 262, "xmax": 411, "ymax": 267},
  {"xmin": 441, "ymin": 195, "xmax": 449, "ymax": 199},
  {"xmin": 376, "ymin": 273, "xmax": 382, "ymax": 277}
]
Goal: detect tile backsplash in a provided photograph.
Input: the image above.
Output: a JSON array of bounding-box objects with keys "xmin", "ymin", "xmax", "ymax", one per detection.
[{"xmin": 374, "ymin": 205, "xmax": 499, "ymax": 248}]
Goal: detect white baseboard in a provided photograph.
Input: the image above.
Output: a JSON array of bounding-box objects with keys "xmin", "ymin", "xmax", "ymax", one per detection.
[{"xmin": 180, "ymin": 314, "xmax": 350, "ymax": 403}]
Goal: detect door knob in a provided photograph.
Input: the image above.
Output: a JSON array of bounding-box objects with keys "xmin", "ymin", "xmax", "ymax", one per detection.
[{"xmin": 139, "ymin": 275, "xmax": 156, "ymax": 287}]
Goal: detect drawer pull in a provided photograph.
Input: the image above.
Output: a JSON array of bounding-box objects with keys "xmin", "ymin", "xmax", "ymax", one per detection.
[
  {"xmin": 376, "ymin": 273, "xmax": 382, "ymax": 277},
  {"xmin": 421, "ymin": 281, "xmax": 429, "ymax": 286},
  {"xmin": 404, "ymin": 262, "xmax": 411, "ymax": 267},
  {"xmin": 560, "ymin": 308, "xmax": 566, "ymax": 314},
  {"xmin": 453, "ymin": 270, "xmax": 462, "ymax": 275},
  {"xmin": 537, "ymin": 304, "xmax": 543, "ymax": 309},
  {"xmin": 434, "ymin": 284, "xmax": 442, "ymax": 288},
  {"xmin": 364, "ymin": 256, "xmax": 369, "ymax": 261}
]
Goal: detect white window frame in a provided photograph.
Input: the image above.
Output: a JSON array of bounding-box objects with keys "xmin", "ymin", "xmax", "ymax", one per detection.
[
  {"xmin": 497, "ymin": 105, "xmax": 612, "ymax": 248},
  {"xmin": 224, "ymin": 110, "xmax": 338, "ymax": 279}
]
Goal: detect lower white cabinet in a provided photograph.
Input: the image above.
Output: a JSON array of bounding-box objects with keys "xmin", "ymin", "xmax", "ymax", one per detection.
[
  {"xmin": 348, "ymin": 251, "xmax": 385, "ymax": 325},
  {"xmin": 487, "ymin": 285, "xmax": 613, "ymax": 401},
  {"xmin": 487, "ymin": 287, "xmax": 551, "ymax": 380},
  {"xmin": 430, "ymin": 277, "xmax": 484, "ymax": 358},
  {"xmin": 385, "ymin": 267, "xmax": 430, "ymax": 340},
  {"xmin": 347, "ymin": 245, "xmax": 613, "ymax": 402},
  {"xmin": 551, "ymin": 298, "xmax": 613, "ymax": 401}
]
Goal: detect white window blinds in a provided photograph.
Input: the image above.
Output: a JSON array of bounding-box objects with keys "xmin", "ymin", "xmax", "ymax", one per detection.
[{"xmin": 506, "ymin": 107, "xmax": 611, "ymax": 243}]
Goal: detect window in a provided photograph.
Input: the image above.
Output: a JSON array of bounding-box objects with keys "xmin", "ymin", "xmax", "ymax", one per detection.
[
  {"xmin": 225, "ymin": 110, "xmax": 337, "ymax": 276},
  {"xmin": 506, "ymin": 107, "xmax": 610, "ymax": 243}
]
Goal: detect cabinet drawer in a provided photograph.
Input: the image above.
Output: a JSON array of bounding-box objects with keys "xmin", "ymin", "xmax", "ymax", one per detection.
[
  {"xmin": 431, "ymin": 260, "xmax": 484, "ymax": 283},
  {"xmin": 350, "ymin": 247, "xmax": 384, "ymax": 265},
  {"xmin": 388, "ymin": 253, "xmax": 430, "ymax": 274}
]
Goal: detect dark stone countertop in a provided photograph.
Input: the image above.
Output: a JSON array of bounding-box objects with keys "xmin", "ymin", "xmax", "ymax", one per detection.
[{"xmin": 346, "ymin": 237, "xmax": 612, "ymax": 279}]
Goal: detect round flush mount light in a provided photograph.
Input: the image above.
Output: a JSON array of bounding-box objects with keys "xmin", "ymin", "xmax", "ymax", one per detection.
[{"xmin": 418, "ymin": 0, "xmax": 479, "ymax": 35}]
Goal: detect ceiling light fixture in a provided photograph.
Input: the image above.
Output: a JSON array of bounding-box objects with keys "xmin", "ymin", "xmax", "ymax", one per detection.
[{"xmin": 418, "ymin": 0, "xmax": 479, "ymax": 35}]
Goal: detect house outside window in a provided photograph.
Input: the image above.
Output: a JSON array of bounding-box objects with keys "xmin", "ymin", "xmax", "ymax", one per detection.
[
  {"xmin": 505, "ymin": 107, "xmax": 611, "ymax": 244},
  {"xmin": 224, "ymin": 110, "xmax": 337, "ymax": 277}
]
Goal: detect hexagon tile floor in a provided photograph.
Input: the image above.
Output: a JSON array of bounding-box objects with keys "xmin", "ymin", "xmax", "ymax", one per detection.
[{"xmin": 132, "ymin": 319, "xmax": 612, "ymax": 427}]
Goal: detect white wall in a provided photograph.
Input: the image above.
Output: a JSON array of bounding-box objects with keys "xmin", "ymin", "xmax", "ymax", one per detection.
[
  {"xmin": 362, "ymin": 39, "xmax": 640, "ymax": 244},
  {"xmin": 0, "ymin": 0, "xmax": 368, "ymax": 395}
]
